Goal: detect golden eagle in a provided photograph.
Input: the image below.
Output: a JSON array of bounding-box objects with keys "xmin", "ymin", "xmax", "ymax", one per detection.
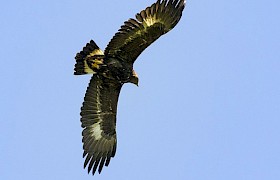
[{"xmin": 74, "ymin": 0, "xmax": 185, "ymax": 175}]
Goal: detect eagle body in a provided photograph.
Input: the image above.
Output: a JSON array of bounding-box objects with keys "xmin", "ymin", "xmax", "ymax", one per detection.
[
  {"xmin": 74, "ymin": 0, "xmax": 186, "ymax": 175},
  {"xmin": 104, "ymin": 57, "xmax": 136, "ymax": 84}
]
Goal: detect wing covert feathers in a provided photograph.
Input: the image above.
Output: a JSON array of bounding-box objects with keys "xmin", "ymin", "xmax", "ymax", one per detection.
[
  {"xmin": 81, "ymin": 75, "xmax": 122, "ymax": 175},
  {"xmin": 104, "ymin": 0, "xmax": 185, "ymax": 63}
]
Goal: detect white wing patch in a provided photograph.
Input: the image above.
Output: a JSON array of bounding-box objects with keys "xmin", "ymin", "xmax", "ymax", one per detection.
[
  {"xmin": 144, "ymin": 16, "xmax": 157, "ymax": 27},
  {"xmin": 91, "ymin": 122, "xmax": 103, "ymax": 140}
]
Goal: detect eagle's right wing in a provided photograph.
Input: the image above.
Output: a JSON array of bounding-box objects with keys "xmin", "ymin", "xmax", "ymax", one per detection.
[
  {"xmin": 81, "ymin": 75, "xmax": 123, "ymax": 175},
  {"xmin": 104, "ymin": 0, "xmax": 185, "ymax": 64}
]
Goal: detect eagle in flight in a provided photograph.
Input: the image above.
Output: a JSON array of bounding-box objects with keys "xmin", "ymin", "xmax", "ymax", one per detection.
[{"xmin": 74, "ymin": 0, "xmax": 185, "ymax": 175}]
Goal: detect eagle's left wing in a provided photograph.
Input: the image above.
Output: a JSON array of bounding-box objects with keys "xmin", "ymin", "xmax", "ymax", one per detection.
[
  {"xmin": 104, "ymin": 0, "xmax": 185, "ymax": 63},
  {"xmin": 81, "ymin": 75, "xmax": 123, "ymax": 175}
]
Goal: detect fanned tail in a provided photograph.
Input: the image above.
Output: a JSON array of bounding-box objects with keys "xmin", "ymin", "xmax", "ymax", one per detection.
[{"xmin": 74, "ymin": 40, "xmax": 105, "ymax": 75}]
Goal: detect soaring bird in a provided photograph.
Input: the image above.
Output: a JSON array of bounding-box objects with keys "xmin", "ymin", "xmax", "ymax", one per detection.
[{"xmin": 74, "ymin": 0, "xmax": 185, "ymax": 175}]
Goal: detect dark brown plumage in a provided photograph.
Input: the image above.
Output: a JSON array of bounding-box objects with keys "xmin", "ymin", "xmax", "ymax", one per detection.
[{"xmin": 74, "ymin": 0, "xmax": 185, "ymax": 175}]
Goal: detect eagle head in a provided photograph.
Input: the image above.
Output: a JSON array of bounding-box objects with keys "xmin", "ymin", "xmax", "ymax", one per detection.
[{"xmin": 130, "ymin": 70, "xmax": 139, "ymax": 86}]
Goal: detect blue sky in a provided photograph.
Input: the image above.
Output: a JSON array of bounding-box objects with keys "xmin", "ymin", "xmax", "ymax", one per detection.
[{"xmin": 1, "ymin": 0, "xmax": 280, "ymax": 179}]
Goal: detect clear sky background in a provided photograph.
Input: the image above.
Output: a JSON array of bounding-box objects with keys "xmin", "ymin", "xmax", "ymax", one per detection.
[{"xmin": 1, "ymin": 0, "xmax": 280, "ymax": 179}]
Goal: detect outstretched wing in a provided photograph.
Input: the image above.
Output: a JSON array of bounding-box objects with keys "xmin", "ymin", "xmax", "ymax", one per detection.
[
  {"xmin": 104, "ymin": 0, "xmax": 185, "ymax": 63},
  {"xmin": 81, "ymin": 75, "xmax": 123, "ymax": 175}
]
